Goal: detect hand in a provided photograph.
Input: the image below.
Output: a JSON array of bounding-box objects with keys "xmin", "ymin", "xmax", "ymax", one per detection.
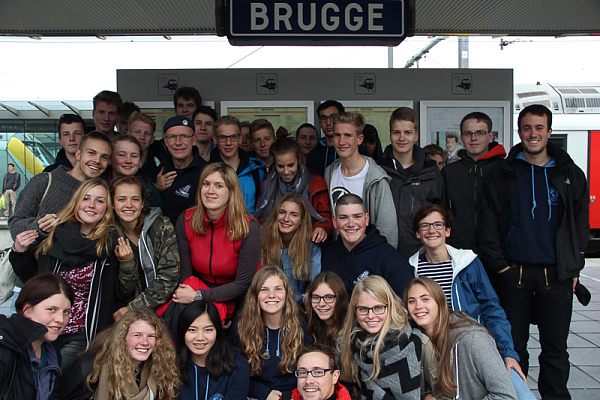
[
  {"xmin": 424, "ymin": 395, "xmax": 436, "ymax": 400},
  {"xmin": 498, "ymin": 265, "xmax": 511, "ymax": 274},
  {"xmin": 311, "ymin": 227, "xmax": 328, "ymax": 243},
  {"xmin": 115, "ymin": 237, "xmax": 133, "ymax": 261},
  {"xmin": 37, "ymin": 213, "xmax": 60, "ymax": 233},
  {"xmin": 573, "ymin": 277, "xmax": 578, "ymax": 293},
  {"xmin": 222, "ymin": 319, "xmax": 232, "ymax": 329},
  {"xmin": 173, "ymin": 284, "xmax": 197, "ymax": 305},
  {"xmin": 505, "ymin": 357, "xmax": 527, "ymax": 384},
  {"xmin": 14, "ymin": 230, "xmax": 39, "ymax": 252},
  {"xmin": 266, "ymin": 390, "xmax": 282, "ymax": 400},
  {"xmin": 156, "ymin": 167, "xmax": 178, "ymax": 191},
  {"xmin": 113, "ymin": 306, "xmax": 128, "ymax": 322}
]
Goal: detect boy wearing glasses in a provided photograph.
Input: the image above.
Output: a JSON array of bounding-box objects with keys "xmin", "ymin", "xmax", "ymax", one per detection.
[
  {"xmin": 441, "ymin": 112, "xmax": 506, "ymax": 253},
  {"xmin": 291, "ymin": 344, "xmax": 351, "ymax": 400},
  {"xmin": 378, "ymin": 107, "xmax": 444, "ymax": 257},
  {"xmin": 156, "ymin": 115, "xmax": 207, "ymax": 224},
  {"xmin": 306, "ymin": 100, "xmax": 344, "ymax": 177},
  {"xmin": 209, "ymin": 115, "xmax": 266, "ymax": 215},
  {"xmin": 321, "ymin": 194, "xmax": 412, "ymax": 299}
]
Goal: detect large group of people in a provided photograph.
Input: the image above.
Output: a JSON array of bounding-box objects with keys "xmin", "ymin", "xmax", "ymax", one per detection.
[{"xmin": 0, "ymin": 86, "xmax": 588, "ymax": 400}]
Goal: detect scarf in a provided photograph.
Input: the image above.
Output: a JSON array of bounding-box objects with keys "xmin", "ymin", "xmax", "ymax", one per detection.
[
  {"xmin": 46, "ymin": 222, "xmax": 117, "ymax": 269},
  {"xmin": 254, "ymin": 164, "xmax": 326, "ymax": 223},
  {"xmin": 95, "ymin": 362, "xmax": 157, "ymax": 400},
  {"xmin": 352, "ymin": 323, "xmax": 422, "ymax": 400}
]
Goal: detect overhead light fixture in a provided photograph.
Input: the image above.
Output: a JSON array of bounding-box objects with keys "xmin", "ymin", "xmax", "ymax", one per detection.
[
  {"xmin": 97, "ymin": 35, "xmax": 107, "ymax": 40},
  {"xmin": 29, "ymin": 36, "xmax": 41, "ymax": 40},
  {"xmin": 164, "ymin": 35, "xmax": 172, "ymax": 40}
]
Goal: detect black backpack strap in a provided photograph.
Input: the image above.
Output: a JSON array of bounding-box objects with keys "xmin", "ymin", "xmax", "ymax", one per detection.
[{"xmin": 251, "ymin": 169, "xmax": 262, "ymax": 197}]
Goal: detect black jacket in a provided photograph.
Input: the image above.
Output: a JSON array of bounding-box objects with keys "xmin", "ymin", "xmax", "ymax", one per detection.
[
  {"xmin": 321, "ymin": 225, "xmax": 413, "ymax": 299},
  {"xmin": 441, "ymin": 143, "xmax": 506, "ymax": 253},
  {"xmin": 478, "ymin": 142, "xmax": 589, "ymax": 281},
  {"xmin": 378, "ymin": 145, "xmax": 445, "ymax": 257},
  {"xmin": 43, "ymin": 148, "xmax": 74, "ymax": 173},
  {"xmin": 0, "ymin": 314, "xmax": 61, "ymax": 400}
]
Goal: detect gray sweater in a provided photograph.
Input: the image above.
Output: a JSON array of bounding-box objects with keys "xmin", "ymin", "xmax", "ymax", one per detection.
[
  {"xmin": 422, "ymin": 314, "xmax": 517, "ymax": 400},
  {"xmin": 8, "ymin": 166, "xmax": 81, "ymax": 239}
]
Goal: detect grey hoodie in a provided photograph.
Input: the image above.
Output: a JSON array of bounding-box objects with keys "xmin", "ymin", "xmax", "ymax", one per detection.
[
  {"xmin": 422, "ymin": 313, "xmax": 517, "ymax": 399},
  {"xmin": 324, "ymin": 155, "xmax": 398, "ymax": 247}
]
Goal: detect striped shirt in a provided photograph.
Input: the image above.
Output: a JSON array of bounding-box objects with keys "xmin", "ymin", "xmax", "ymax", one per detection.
[{"xmin": 417, "ymin": 253, "xmax": 454, "ymax": 309}]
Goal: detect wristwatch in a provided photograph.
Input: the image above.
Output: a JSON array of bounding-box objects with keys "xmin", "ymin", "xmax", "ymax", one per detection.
[{"xmin": 194, "ymin": 290, "xmax": 203, "ymax": 301}]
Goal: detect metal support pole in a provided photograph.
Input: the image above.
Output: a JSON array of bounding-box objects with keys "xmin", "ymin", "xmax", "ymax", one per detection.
[{"xmin": 458, "ymin": 36, "xmax": 469, "ymax": 68}]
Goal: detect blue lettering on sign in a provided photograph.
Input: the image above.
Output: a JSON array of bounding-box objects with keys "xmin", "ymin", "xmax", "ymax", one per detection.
[{"xmin": 229, "ymin": 0, "xmax": 405, "ymax": 38}]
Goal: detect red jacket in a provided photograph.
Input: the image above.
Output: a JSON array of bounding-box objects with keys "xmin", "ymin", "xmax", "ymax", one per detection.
[
  {"xmin": 308, "ymin": 173, "xmax": 333, "ymax": 236},
  {"xmin": 291, "ymin": 382, "xmax": 351, "ymax": 400}
]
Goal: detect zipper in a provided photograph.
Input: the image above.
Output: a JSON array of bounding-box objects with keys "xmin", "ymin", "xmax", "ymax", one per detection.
[{"xmin": 208, "ymin": 221, "xmax": 217, "ymax": 285}]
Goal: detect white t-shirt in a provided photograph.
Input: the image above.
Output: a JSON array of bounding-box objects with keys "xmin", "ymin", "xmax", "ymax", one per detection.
[{"xmin": 330, "ymin": 159, "xmax": 369, "ymax": 210}]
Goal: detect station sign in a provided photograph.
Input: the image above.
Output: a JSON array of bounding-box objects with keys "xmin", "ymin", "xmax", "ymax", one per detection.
[{"xmin": 224, "ymin": 0, "xmax": 411, "ymax": 46}]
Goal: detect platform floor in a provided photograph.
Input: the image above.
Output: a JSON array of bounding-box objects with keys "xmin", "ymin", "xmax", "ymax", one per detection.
[{"xmin": 3, "ymin": 259, "xmax": 600, "ymax": 399}]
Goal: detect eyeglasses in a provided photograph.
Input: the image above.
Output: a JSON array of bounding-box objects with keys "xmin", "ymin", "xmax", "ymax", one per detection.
[
  {"xmin": 318, "ymin": 113, "xmax": 338, "ymax": 121},
  {"xmin": 295, "ymin": 368, "xmax": 333, "ymax": 378},
  {"xmin": 461, "ymin": 130, "xmax": 489, "ymax": 138},
  {"xmin": 418, "ymin": 221, "xmax": 445, "ymax": 231},
  {"xmin": 310, "ymin": 294, "xmax": 336, "ymax": 304},
  {"xmin": 216, "ymin": 134, "xmax": 240, "ymax": 143},
  {"xmin": 355, "ymin": 305, "xmax": 387, "ymax": 316},
  {"xmin": 164, "ymin": 133, "xmax": 194, "ymax": 142}
]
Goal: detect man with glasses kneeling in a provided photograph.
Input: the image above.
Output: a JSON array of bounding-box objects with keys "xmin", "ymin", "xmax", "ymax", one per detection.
[
  {"xmin": 156, "ymin": 115, "xmax": 208, "ymax": 224},
  {"xmin": 209, "ymin": 115, "xmax": 266, "ymax": 215},
  {"xmin": 288, "ymin": 344, "xmax": 351, "ymax": 400}
]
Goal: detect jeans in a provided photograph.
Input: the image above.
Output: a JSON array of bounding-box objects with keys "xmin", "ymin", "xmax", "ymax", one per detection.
[
  {"xmin": 56, "ymin": 332, "xmax": 87, "ymax": 370},
  {"xmin": 495, "ymin": 265, "xmax": 573, "ymax": 399}
]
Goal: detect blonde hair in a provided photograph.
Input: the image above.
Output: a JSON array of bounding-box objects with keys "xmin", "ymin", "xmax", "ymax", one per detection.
[
  {"xmin": 260, "ymin": 194, "xmax": 314, "ymax": 281},
  {"xmin": 86, "ymin": 308, "xmax": 181, "ymax": 399},
  {"xmin": 238, "ymin": 266, "xmax": 304, "ymax": 376},
  {"xmin": 340, "ymin": 276, "xmax": 409, "ymax": 382},
  {"xmin": 37, "ymin": 178, "xmax": 117, "ymax": 258},
  {"xmin": 188, "ymin": 163, "xmax": 253, "ymax": 241}
]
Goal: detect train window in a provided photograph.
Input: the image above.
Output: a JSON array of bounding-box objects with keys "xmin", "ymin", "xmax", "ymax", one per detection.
[{"xmin": 549, "ymin": 134, "xmax": 567, "ymax": 151}]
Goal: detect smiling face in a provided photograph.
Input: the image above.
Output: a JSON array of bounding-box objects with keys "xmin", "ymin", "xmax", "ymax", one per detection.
[
  {"xmin": 23, "ymin": 293, "xmax": 71, "ymax": 342},
  {"xmin": 406, "ymin": 284, "xmax": 439, "ymax": 336},
  {"xmin": 415, "ymin": 211, "xmax": 450, "ymax": 251},
  {"xmin": 129, "ymin": 121, "xmax": 155, "ymax": 152},
  {"xmin": 252, "ymin": 128, "xmax": 275, "ymax": 161},
  {"xmin": 92, "ymin": 101, "xmax": 119, "ymax": 135},
  {"xmin": 275, "ymin": 151, "xmax": 300, "ymax": 183},
  {"xmin": 356, "ymin": 293, "xmax": 388, "ymax": 334},
  {"xmin": 258, "ymin": 275, "xmax": 286, "ymax": 316},
  {"xmin": 77, "ymin": 185, "xmax": 109, "ymax": 234},
  {"xmin": 390, "ymin": 119, "xmax": 418, "ymax": 159},
  {"xmin": 296, "ymin": 351, "xmax": 339, "ymax": 400},
  {"xmin": 333, "ymin": 123, "xmax": 363, "ymax": 159},
  {"xmin": 296, "ymin": 126, "xmax": 318, "ymax": 155},
  {"xmin": 461, "ymin": 118, "xmax": 493, "ymax": 160},
  {"xmin": 214, "ymin": 124, "xmax": 240, "ymax": 161},
  {"xmin": 333, "ymin": 203, "xmax": 369, "ymax": 251},
  {"xmin": 58, "ymin": 122, "xmax": 85, "ymax": 156},
  {"xmin": 277, "ymin": 201, "xmax": 302, "ymax": 242},
  {"xmin": 194, "ymin": 112, "xmax": 215, "ymax": 144},
  {"xmin": 184, "ymin": 312, "xmax": 217, "ymax": 367},
  {"xmin": 200, "ymin": 171, "xmax": 229, "ymax": 217},
  {"xmin": 310, "ymin": 283, "xmax": 337, "ymax": 322},
  {"xmin": 518, "ymin": 113, "xmax": 552, "ymax": 156},
  {"xmin": 113, "ymin": 183, "xmax": 144, "ymax": 224},
  {"xmin": 75, "ymin": 138, "xmax": 112, "ymax": 179},
  {"xmin": 164, "ymin": 125, "xmax": 195, "ymax": 162},
  {"xmin": 125, "ymin": 320, "xmax": 157, "ymax": 365},
  {"xmin": 112, "ymin": 141, "xmax": 141, "ymax": 178}
]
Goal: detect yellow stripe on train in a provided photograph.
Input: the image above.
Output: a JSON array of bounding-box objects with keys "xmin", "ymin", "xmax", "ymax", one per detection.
[{"xmin": 7, "ymin": 136, "xmax": 45, "ymax": 175}]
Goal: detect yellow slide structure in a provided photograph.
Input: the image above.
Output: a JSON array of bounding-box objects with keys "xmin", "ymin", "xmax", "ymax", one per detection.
[{"xmin": 7, "ymin": 136, "xmax": 45, "ymax": 175}]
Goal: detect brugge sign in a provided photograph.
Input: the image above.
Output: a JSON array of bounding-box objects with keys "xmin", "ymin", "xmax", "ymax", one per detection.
[{"xmin": 225, "ymin": 0, "xmax": 410, "ymax": 46}]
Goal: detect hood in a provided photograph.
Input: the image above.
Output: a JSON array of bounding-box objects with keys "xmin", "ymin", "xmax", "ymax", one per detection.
[
  {"xmin": 340, "ymin": 224, "xmax": 387, "ymax": 254},
  {"xmin": 506, "ymin": 141, "xmax": 572, "ymax": 169},
  {"xmin": 448, "ymin": 312, "xmax": 488, "ymax": 343},
  {"xmin": 141, "ymin": 207, "xmax": 164, "ymax": 234},
  {"xmin": 0, "ymin": 314, "xmax": 48, "ymax": 353},
  {"xmin": 409, "ymin": 245, "xmax": 476, "ymax": 279},
  {"xmin": 380, "ymin": 145, "xmax": 438, "ymax": 182},
  {"xmin": 457, "ymin": 141, "xmax": 507, "ymax": 163}
]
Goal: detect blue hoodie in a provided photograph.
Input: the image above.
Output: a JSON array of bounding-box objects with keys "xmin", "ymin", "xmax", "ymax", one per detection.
[{"xmin": 178, "ymin": 353, "xmax": 250, "ymax": 400}]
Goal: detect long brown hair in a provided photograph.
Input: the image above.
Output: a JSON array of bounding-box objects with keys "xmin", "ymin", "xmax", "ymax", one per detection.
[
  {"xmin": 404, "ymin": 277, "xmax": 482, "ymax": 398},
  {"xmin": 86, "ymin": 308, "xmax": 181, "ymax": 399},
  {"xmin": 111, "ymin": 176, "xmax": 151, "ymax": 235},
  {"xmin": 340, "ymin": 276, "xmax": 409, "ymax": 382},
  {"xmin": 37, "ymin": 178, "xmax": 117, "ymax": 258},
  {"xmin": 260, "ymin": 194, "xmax": 313, "ymax": 281},
  {"xmin": 238, "ymin": 266, "xmax": 304, "ymax": 376},
  {"xmin": 188, "ymin": 162, "xmax": 252, "ymax": 241},
  {"xmin": 305, "ymin": 272, "xmax": 348, "ymax": 347}
]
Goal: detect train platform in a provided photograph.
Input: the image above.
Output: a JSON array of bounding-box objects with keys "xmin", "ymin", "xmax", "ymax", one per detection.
[{"xmin": 2, "ymin": 258, "xmax": 600, "ymax": 399}]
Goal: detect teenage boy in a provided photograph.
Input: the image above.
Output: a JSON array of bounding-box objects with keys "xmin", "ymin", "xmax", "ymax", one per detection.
[
  {"xmin": 209, "ymin": 116, "xmax": 266, "ymax": 215},
  {"xmin": 378, "ymin": 107, "xmax": 444, "ymax": 257},
  {"xmin": 155, "ymin": 116, "xmax": 207, "ymax": 224},
  {"xmin": 295, "ymin": 123, "xmax": 319, "ymax": 159},
  {"xmin": 44, "ymin": 114, "xmax": 86, "ymax": 172},
  {"xmin": 442, "ymin": 112, "xmax": 506, "ymax": 252},
  {"xmin": 9, "ymin": 132, "xmax": 112, "ymax": 239},
  {"xmin": 306, "ymin": 100, "xmax": 344, "ymax": 176},
  {"xmin": 174, "ymin": 86, "xmax": 202, "ymax": 119},
  {"xmin": 193, "ymin": 106, "xmax": 218, "ymax": 162},
  {"xmin": 92, "ymin": 90, "xmax": 122, "ymax": 140},
  {"xmin": 250, "ymin": 119, "xmax": 275, "ymax": 171},
  {"xmin": 324, "ymin": 112, "xmax": 397, "ymax": 247}
]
